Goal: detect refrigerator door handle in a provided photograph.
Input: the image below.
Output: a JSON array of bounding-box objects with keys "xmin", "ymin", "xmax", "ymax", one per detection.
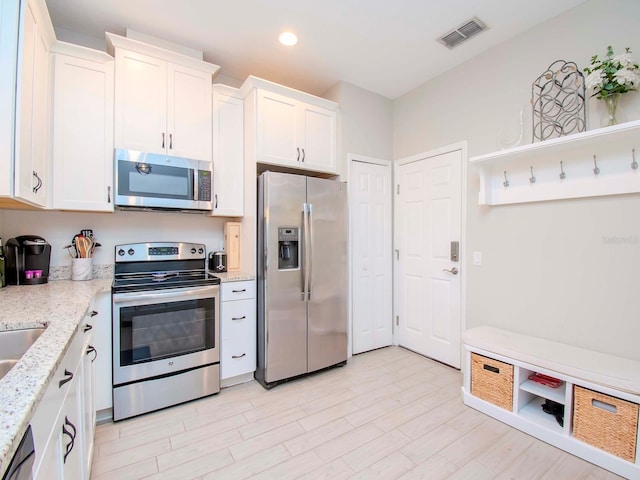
[
  {"xmin": 301, "ymin": 204, "xmax": 308, "ymax": 301},
  {"xmin": 307, "ymin": 203, "xmax": 313, "ymax": 301}
]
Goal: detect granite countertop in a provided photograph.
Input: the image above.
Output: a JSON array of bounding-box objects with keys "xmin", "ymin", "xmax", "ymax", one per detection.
[
  {"xmin": 211, "ymin": 270, "xmax": 255, "ymax": 283},
  {"xmin": 0, "ymin": 278, "xmax": 112, "ymax": 478}
]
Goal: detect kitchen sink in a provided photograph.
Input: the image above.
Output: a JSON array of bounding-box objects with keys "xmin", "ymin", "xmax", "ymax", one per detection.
[{"xmin": 0, "ymin": 327, "xmax": 47, "ymax": 381}]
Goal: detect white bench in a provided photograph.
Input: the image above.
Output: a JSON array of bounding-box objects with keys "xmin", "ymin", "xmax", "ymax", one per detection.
[{"xmin": 462, "ymin": 326, "xmax": 640, "ymax": 480}]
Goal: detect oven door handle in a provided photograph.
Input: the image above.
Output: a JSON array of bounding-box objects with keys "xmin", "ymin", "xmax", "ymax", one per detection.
[{"xmin": 113, "ymin": 286, "xmax": 218, "ymax": 304}]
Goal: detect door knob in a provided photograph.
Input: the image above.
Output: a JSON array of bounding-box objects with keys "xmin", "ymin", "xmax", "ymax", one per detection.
[{"xmin": 443, "ymin": 267, "xmax": 459, "ymax": 275}]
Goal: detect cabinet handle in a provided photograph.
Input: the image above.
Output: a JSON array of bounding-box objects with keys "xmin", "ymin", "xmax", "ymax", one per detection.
[
  {"xmin": 107, "ymin": 186, "xmax": 111, "ymax": 203},
  {"xmin": 301, "ymin": 148, "xmax": 305, "ymax": 163},
  {"xmin": 91, "ymin": 310, "xmax": 98, "ymax": 317},
  {"xmin": 32, "ymin": 171, "xmax": 43, "ymax": 193},
  {"xmin": 483, "ymin": 364, "xmax": 500, "ymax": 374},
  {"xmin": 162, "ymin": 132, "xmax": 165, "ymax": 148},
  {"xmin": 232, "ymin": 353, "xmax": 246, "ymax": 359},
  {"xmin": 59, "ymin": 369, "xmax": 74, "ymax": 388},
  {"xmin": 231, "ymin": 316, "xmax": 246, "ymax": 321},
  {"xmin": 169, "ymin": 133, "xmax": 173, "ymax": 149},
  {"xmin": 215, "ymin": 194, "xmax": 218, "ymax": 209},
  {"xmin": 296, "ymin": 147, "xmax": 300, "ymax": 162},
  {"xmin": 86, "ymin": 345, "xmax": 97, "ymax": 363},
  {"xmin": 62, "ymin": 416, "xmax": 77, "ymax": 464},
  {"xmin": 232, "ymin": 289, "xmax": 246, "ymax": 293},
  {"xmin": 84, "ymin": 323, "xmax": 93, "ymax": 332}
]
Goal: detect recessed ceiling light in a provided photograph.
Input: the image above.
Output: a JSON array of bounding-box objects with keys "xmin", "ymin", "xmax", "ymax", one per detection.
[{"xmin": 279, "ymin": 31, "xmax": 298, "ymax": 46}]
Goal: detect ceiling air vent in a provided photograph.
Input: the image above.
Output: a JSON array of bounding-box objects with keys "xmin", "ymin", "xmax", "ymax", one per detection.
[{"xmin": 438, "ymin": 17, "xmax": 487, "ymax": 49}]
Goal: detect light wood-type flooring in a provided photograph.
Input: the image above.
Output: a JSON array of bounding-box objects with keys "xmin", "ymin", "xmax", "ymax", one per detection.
[{"xmin": 91, "ymin": 346, "xmax": 623, "ymax": 479}]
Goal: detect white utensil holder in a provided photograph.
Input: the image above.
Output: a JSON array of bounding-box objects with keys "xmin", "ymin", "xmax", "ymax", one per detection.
[{"xmin": 71, "ymin": 258, "xmax": 93, "ymax": 281}]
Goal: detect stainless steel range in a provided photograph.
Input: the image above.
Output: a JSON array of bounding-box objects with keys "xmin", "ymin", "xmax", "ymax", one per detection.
[{"xmin": 111, "ymin": 241, "xmax": 221, "ymax": 421}]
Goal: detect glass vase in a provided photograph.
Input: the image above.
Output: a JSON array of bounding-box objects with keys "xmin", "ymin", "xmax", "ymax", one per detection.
[{"xmin": 603, "ymin": 93, "xmax": 621, "ymax": 126}]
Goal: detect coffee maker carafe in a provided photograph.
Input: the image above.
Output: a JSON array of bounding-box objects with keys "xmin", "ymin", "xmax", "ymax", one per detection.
[{"xmin": 5, "ymin": 235, "xmax": 51, "ymax": 285}]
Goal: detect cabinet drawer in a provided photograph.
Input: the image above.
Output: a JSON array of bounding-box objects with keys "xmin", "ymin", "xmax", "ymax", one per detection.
[
  {"xmin": 221, "ymin": 280, "xmax": 256, "ymax": 301},
  {"xmin": 573, "ymin": 386, "xmax": 638, "ymax": 462},
  {"xmin": 221, "ymin": 336, "xmax": 256, "ymax": 379},
  {"xmin": 470, "ymin": 353, "xmax": 514, "ymax": 411},
  {"xmin": 221, "ymin": 299, "xmax": 255, "ymax": 340}
]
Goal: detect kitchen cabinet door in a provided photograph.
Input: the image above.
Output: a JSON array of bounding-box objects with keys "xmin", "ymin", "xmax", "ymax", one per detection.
[
  {"xmin": 0, "ymin": 0, "xmax": 20, "ymax": 198},
  {"xmin": 14, "ymin": 0, "xmax": 53, "ymax": 207},
  {"xmin": 256, "ymin": 89, "xmax": 300, "ymax": 168},
  {"xmin": 115, "ymin": 49, "xmax": 167, "ymax": 155},
  {"xmin": 212, "ymin": 87, "xmax": 244, "ymax": 216},
  {"xmin": 167, "ymin": 63, "xmax": 212, "ymax": 161},
  {"xmin": 299, "ymin": 102, "xmax": 336, "ymax": 173},
  {"xmin": 52, "ymin": 49, "xmax": 114, "ymax": 211},
  {"xmin": 81, "ymin": 320, "xmax": 96, "ymax": 477},
  {"xmin": 91, "ymin": 292, "xmax": 112, "ymax": 413}
]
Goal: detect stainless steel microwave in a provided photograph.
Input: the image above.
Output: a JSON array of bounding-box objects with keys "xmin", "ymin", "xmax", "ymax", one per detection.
[{"xmin": 115, "ymin": 149, "xmax": 212, "ymax": 211}]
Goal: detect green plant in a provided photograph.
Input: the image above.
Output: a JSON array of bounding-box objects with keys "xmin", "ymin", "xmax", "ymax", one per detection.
[{"xmin": 584, "ymin": 46, "xmax": 640, "ymax": 99}]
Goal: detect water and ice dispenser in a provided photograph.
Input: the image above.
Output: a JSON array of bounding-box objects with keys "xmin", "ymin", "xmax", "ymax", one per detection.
[{"xmin": 278, "ymin": 227, "xmax": 299, "ymax": 270}]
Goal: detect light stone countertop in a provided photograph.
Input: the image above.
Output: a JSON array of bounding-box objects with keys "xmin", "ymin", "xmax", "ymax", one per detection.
[
  {"xmin": 0, "ymin": 278, "xmax": 112, "ymax": 478},
  {"xmin": 210, "ymin": 270, "xmax": 255, "ymax": 283}
]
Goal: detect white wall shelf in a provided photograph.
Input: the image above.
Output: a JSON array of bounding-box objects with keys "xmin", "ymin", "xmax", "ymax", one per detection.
[{"xmin": 469, "ymin": 120, "xmax": 640, "ymax": 205}]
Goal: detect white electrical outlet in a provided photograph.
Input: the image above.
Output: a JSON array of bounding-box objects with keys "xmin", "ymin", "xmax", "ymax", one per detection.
[{"xmin": 473, "ymin": 251, "xmax": 482, "ymax": 266}]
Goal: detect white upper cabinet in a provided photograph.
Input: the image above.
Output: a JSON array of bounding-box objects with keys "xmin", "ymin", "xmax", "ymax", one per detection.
[
  {"xmin": 13, "ymin": 0, "xmax": 55, "ymax": 207},
  {"xmin": 108, "ymin": 33, "xmax": 219, "ymax": 162},
  {"xmin": 51, "ymin": 43, "xmax": 114, "ymax": 212},
  {"xmin": 211, "ymin": 85, "xmax": 244, "ymax": 217},
  {"xmin": 242, "ymin": 76, "xmax": 338, "ymax": 175},
  {"xmin": 0, "ymin": 0, "xmax": 20, "ymax": 198}
]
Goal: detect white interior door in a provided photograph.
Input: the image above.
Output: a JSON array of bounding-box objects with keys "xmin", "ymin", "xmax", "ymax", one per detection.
[
  {"xmin": 395, "ymin": 146, "xmax": 464, "ymax": 368},
  {"xmin": 350, "ymin": 156, "xmax": 393, "ymax": 354}
]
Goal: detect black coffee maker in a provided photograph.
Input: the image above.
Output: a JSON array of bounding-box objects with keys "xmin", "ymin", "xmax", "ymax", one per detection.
[{"xmin": 5, "ymin": 235, "xmax": 51, "ymax": 285}]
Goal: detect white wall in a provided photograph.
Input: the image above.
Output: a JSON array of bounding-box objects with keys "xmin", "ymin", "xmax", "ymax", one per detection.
[
  {"xmin": 1, "ymin": 209, "xmax": 227, "ymax": 269},
  {"xmin": 393, "ymin": 0, "xmax": 640, "ymax": 360},
  {"xmin": 323, "ymin": 81, "xmax": 393, "ymax": 176}
]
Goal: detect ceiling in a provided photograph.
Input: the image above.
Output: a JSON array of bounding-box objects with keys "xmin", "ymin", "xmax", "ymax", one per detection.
[{"xmin": 44, "ymin": 0, "xmax": 587, "ymax": 99}]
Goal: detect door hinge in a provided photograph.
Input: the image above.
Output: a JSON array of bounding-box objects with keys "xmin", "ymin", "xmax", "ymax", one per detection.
[
  {"xmin": 396, "ymin": 184, "xmax": 400, "ymax": 194},
  {"xmin": 396, "ymin": 315, "xmax": 399, "ymax": 326}
]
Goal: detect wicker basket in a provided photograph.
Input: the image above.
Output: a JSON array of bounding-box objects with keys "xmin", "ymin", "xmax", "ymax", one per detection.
[
  {"xmin": 471, "ymin": 353, "xmax": 514, "ymax": 411},
  {"xmin": 573, "ymin": 386, "xmax": 639, "ymax": 462}
]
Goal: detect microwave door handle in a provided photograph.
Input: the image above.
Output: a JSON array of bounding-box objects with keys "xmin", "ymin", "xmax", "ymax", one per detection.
[{"xmin": 193, "ymin": 169, "xmax": 199, "ymax": 201}]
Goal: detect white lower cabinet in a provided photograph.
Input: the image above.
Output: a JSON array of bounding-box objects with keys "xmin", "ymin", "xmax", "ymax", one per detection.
[
  {"xmin": 91, "ymin": 291, "xmax": 112, "ymax": 415},
  {"xmin": 220, "ymin": 280, "xmax": 256, "ymax": 386},
  {"xmin": 31, "ymin": 313, "xmax": 96, "ymax": 480}
]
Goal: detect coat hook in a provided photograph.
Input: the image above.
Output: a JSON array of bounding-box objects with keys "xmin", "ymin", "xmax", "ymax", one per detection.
[
  {"xmin": 503, "ymin": 170, "xmax": 510, "ymax": 188},
  {"xmin": 632, "ymin": 149, "xmax": 638, "ymax": 170},
  {"xmin": 593, "ymin": 154, "xmax": 600, "ymax": 175},
  {"xmin": 559, "ymin": 161, "xmax": 566, "ymax": 180},
  {"xmin": 529, "ymin": 166, "xmax": 536, "ymax": 184}
]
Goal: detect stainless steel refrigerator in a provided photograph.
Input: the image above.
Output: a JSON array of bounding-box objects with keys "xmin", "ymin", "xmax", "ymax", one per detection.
[{"xmin": 256, "ymin": 171, "xmax": 348, "ymax": 388}]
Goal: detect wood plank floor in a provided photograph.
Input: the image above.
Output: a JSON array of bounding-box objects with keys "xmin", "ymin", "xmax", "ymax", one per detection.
[{"xmin": 91, "ymin": 346, "xmax": 624, "ymax": 479}]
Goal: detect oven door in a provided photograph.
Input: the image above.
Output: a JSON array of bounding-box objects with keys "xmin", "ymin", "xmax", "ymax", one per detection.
[{"xmin": 112, "ymin": 284, "xmax": 219, "ymax": 385}]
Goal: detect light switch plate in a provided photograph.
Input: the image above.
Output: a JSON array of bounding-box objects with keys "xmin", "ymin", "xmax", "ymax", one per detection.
[{"xmin": 473, "ymin": 251, "xmax": 482, "ymax": 266}]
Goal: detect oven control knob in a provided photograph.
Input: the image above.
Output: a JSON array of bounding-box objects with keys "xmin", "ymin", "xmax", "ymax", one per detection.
[
  {"xmin": 198, "ymin": 247, "xmax": 204, "ymax": 254},
  {"xmin": 128, "ymin": 248, "xmax": 135, "ymax": 256},
  {"xmin": 117, "ymin": 249, "xmax": 125, "ymax": 256},
  {"xmin": 191, "ymin": 247, "xmax": 196, "ymax": 254}
]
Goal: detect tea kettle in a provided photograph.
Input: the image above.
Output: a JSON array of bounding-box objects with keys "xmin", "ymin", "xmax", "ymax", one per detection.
[{"xmin": 208, "ymin": 251, "xmax": 227, "ymax": 273}]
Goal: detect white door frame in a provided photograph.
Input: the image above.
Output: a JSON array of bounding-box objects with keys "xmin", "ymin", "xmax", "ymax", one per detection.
[
  {"xmin": 348, "ymin": 153, "xmax": 392, "ymax": 357},
  {"xmin": 393, "ymin": 141, "xmax": 468, "ymax": 367}
]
